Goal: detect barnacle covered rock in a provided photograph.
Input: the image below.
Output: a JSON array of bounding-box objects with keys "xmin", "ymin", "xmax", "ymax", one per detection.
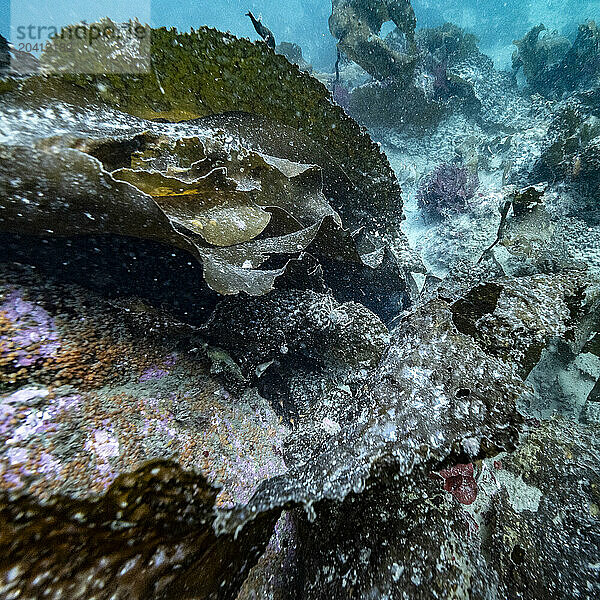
[
  {"xmin": 203, "ymin": 289, "xmax": 389, "ymax": 375},
  {"xmin": 299, "ymin": 417, "xmax": 600, "ymax": 600},
  {"xmin": 232, "ymin": 298, "xmax": 525, "ymax": 598},
  {"xmin": 451, "ymin": 271, "xmax": 591, "ymax": 378},
  {"xmin": 0, "ymin": 265, "xmax": 289, "ymax": 502},
  {"xmin": 221, "ymin": 299, "xmax": 524, "ymax": 534},
  {"xmin": 289, "ymin": 466, "xmax": 498, "ymax": 600},
  {"xmin": 485, "ymin": 418, "xmax": 600, "ymax": 599}
]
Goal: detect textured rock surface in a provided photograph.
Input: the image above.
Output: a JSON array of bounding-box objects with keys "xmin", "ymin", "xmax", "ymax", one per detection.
[
  {"xmin": 0, "ymin": 265, "xmax": 290, "ymax": 599},
  {"xmin": 0, "ymin": 265, "xmax": 288, "ymax": 505},
  {"xmin": 533, "ymin": 99, "xmax": 600, "ymax": 201},
  {"xmin": 485, "ymin": 419, "xmax": 600, "ymax": 600},
  {"xmin": 203, "ymin": 290, "xmax": 389, "ymax": 374},
  {"xmin": 451, "ymin": 272, "xmax": 591, "ymax": 378},
  {"xmin": 224, "ymin": 300, "xmax": 524, "ymax": 532}
]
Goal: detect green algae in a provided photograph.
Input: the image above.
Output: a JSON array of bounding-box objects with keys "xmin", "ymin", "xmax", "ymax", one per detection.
[{"xmin": 17, "ymin": 20, "xmax": 401, "ymax": 218}]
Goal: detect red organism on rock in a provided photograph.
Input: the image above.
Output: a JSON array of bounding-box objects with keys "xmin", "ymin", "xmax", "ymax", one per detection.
[{"xmin": 437, "ymin": 462, "xmax": 478, "ymax": 505}]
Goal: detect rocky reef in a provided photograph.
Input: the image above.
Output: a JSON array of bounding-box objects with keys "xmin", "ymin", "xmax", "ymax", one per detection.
[
  {"xmin": 513, "ymin": 21, "xmax": 600, "ymax": 98},
  {"xmin": 330, "ymin": 7, "xmax": 487, "ymax": 129},
  {"xmin": 1, "ymin": 6, "xmax": 600, "ymax": 600}
]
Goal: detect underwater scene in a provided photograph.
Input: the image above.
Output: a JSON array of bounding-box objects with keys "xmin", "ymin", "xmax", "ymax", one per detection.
[{"xmin": 0, "ymin": 0, "xmax": 599, "ymax": 598}]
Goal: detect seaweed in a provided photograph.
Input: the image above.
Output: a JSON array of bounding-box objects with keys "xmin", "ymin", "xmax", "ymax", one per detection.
[
  {"xmin": 533, "ymin": 100, "xmax": 600, "ymax": 199},
  {"xmin": 329, "ymin": 0, "xmax": 417, "ymax": 81},
  {"xmin": 416, "ymin": 163, "xmax": 479, "ymax": 221},
  {"xmin": 0, "ymin": 106, "xmax": 374, "ymax": 297},
  {"xmin": 0, "ymin": 460, "xmax": 280, "ymax": 600},
  {"xmin": 513, "ymin": 21, "xmax": 600, "ymax": 98},
  {"xmin": 13, "ymin": 20, "xmax": 401, "ymax": 223}
]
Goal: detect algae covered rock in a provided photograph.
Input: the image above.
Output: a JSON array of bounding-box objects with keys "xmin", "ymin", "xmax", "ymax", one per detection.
[
  {"xmin": 533, "ymin": 100, "xmax": 600, "ymax": 199},
  {"xmin": 230, "ymin": 299, "xmax": 525, "ymax": 599},
  {"xmin": 292, "ymin": 466, "xmax": 498, "ymax": 600},
  {"xmin": 222, "ymin": 299, "xmax": 524, "ymax": 533},
  {"xmin": 451, "ymin": 272, "xmax": 591, "ymax": 378},
  {"xmin": 203, "ymin": 289, "xmax": 389, "ymax": 375},
  {"xmin": 512, "ymin": 24, "xmax": 571, "ymax": 93},
  {"xmin": 485, "ymin": 418, "xmax": 600, "ymax": 599},
  {"xmin": 416, "ymin": 22, "xmax": 481, "ymax": 66},
  {"xmin": 349, "ymin": 79, "xmax": 447, "ymax": 129},
  {"xmin": 347, "ymin": 20, "xmax": 485, "ymax": 130}
]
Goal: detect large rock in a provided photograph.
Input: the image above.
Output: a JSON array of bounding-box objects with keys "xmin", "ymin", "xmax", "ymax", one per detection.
[
  {"xmin": 485, "ymin": 419, "xmax": 600, "ymax": 599},
  {"xmin": 0, "ymin": 264, "xmax": 289, "ymax": 599}
]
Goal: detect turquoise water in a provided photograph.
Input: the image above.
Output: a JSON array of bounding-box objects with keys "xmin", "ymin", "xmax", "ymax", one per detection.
[
  {"xmin": 149, "ymin": 1, "xmax": 599, "ymax": 68},
  {"xmin": 3, "ymin": 1, "xmax": 598, "ymax": 68}
]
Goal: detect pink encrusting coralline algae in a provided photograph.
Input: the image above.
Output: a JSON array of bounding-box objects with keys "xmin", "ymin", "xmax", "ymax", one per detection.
[{"xmin": 0, "ymin": 288, "xmax": 61, "ymax": 368}]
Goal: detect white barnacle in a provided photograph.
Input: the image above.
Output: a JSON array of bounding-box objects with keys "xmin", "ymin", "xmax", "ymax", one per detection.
[
  {"xmin": 119, "ymin": 555, "xmax": 140, "ymax": 576},
  {"xmin": 5, "ymin": 565, "xmax": 21, "ymax": 583}
]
